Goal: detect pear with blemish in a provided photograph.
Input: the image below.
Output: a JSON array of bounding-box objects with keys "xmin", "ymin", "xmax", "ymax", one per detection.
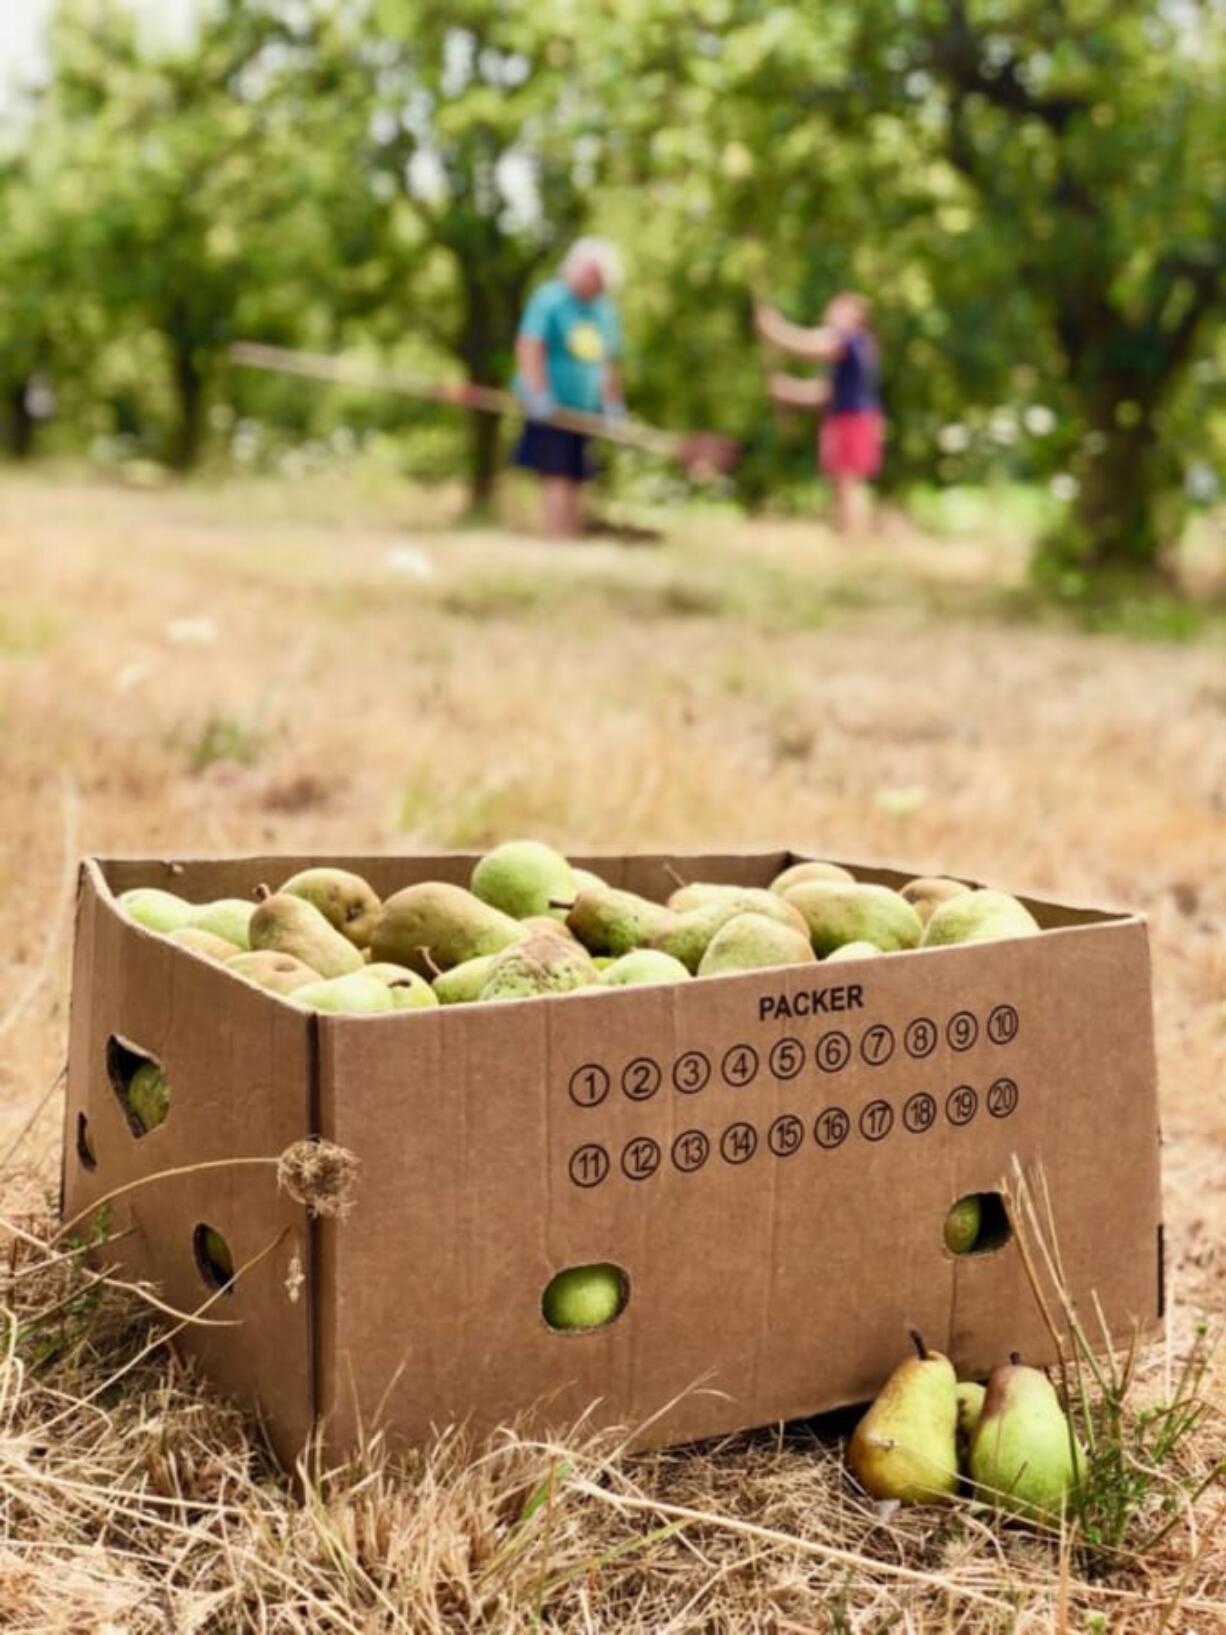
[
  {"xmin": 969, "ymin": 1360, "xmax": 1084, "ymax": 1519},
  {"xmin": 471, "ymin": 840, "xmax": 576, "ymax": 921},
  {"xmin": 697, "ymin": 912, "xmax": 816, "ymax": 976},
  {"xmin": 848, "ymin": 1331, "xmax": 960, "ymax": 1503},
  {"xmin": 944, "ymin": 1196, "xmax": 983, "ymax": 1255},
  {"xmin": 127, "ymin": 1061, "xmax": 170, "ymax": 1132},
  {"xmin": 227, "ymin": 950, "xmax": 320, "ymax": 995},
  {"xmin": 922, "ymin": 889, "xmax": 1041, "ymax": 948},
  {"xmin": 565, "ymin": 886, "xmax": 677, "ymax": 958},
  {"xmin": 250, "ymin": 891, "xmax": 366, "ymax": 978},
  {"xmin": 785, "ymin": 882, "xmax": 923, "ymax": 956},
  {"xmin": 652, "ymin": 894, "xmax": 808, "ymax": 974},
  {"xmin": 598, "ymin": 949, "xmax": 692, "ymax": 987},
  {"xmin": 168, "ymin": 926, "xmax": 238, "ymax": 963},
  {"xmin": 118, "ymin": 887, "xmax": 194, "ymax": 934},
  {"xmin": 824, "ymin": 941, "xmax": 882, "ymax": 963},
  {"xmin": 281, "ymin": 867, "xmax": 382, "ymax": 949},
  {"xmin": 190, "ymin": 898, "xmax": 255, "ymax": 949},
  {"xmin": 478, "ymin": 932, "xmax": 598, "ymax": 1002},
  {"xmin": 769, "ymin": 860, "xmax": 855, "ymax": 895},
  {"xmin": 900, "ymin": 876, "xmax": 971, "ymax": 926},
  {"xmin": 372, "ymin": 881, "xmax": 522, "ymax": 976},
  {"xmin": 432, "ymin": 954, "xmax": 500, "ymax": 1005}
]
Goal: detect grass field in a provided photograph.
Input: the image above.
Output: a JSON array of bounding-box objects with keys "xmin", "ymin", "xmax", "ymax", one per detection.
[{"xmin": 1, "ymin": 468, "xmax": 1224, "ymax": 1629}]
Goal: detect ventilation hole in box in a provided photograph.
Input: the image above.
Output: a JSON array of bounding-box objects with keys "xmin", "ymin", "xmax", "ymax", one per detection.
[
  {"xmin": 106, "ymin": 1035, "xmax": 170, "ymax": 1137},
  {"xmin": 76, "ymin": 1111, "xmax": 98, "ymax": 1171},
  {"xmin": 193, "ymin": 1224, "xmax": 236, "ymax": 1295},
  {"xmin": 943, "ymin": 1191, "xmax": 1010, "ymax": 1258},
  {"xmin": 542, "ymin": 1263, "xmax": 627, "ymax": 1333}
]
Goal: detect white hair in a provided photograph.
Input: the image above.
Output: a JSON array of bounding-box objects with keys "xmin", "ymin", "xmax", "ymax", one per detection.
[{"xmin": 560, "ymin": 236, "xmax": 622, "ymax": 290}]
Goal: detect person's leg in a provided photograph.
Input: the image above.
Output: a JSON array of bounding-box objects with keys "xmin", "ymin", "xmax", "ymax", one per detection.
[
  {"xmin": 541, "ymin": 477, "xmax": 583, "ymax": 539},
  {"xmin": 835, "ymin": 474, "xmax": 872, "ymax": 537}
]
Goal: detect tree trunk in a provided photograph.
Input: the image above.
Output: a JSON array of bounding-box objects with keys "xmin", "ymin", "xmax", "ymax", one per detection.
[
  {"xmin": 168, "ymin": 338, "xmax": 207, "ymax": 471},
  {"xmin": 467, "ymin": 405, "xmax": 502, "ymax": 514},
  {"xmin": 3, "ymin": 381, "xmax": 36, "ymax": 460}
]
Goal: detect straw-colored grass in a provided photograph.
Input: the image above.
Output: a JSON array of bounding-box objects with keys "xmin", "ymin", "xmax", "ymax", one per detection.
[{"xmin": 1, "ymin": 468, "xmax": 1224, "ymax": 1630}]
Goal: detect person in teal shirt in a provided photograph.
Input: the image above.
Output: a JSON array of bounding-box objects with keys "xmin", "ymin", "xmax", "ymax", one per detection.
[{"xmin": 513, "ymin": 238, "xmax": 624, "ymax": 538}]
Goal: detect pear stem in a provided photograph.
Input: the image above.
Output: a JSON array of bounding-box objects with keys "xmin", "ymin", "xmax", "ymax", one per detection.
[
  {"xmin": 908, "ymin": 1327, "xmax": 929, "ymax": 1361},
  {"xmin": 416, "ymin": 946, "xmax": 442, "ymax": 980},
  {"xmin": 1009, "ymin": 1351, "xmax": 1022, "ymax": 1366},
  {"xmin": 548, "ymin": 899, "xmax": 576, "ymax": 912},
  {"xmin": 662, "ymin": 863, "xmax": 688, "ymax": 890},
  {"xmin": 253, "ymin": 883, "xmax": 272, "ymax": 902}
]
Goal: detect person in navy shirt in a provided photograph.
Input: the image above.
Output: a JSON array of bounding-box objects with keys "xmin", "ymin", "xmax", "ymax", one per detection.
[{"xmin": 755, "ymin": 291, "xmax": 884, "ymax": 537}]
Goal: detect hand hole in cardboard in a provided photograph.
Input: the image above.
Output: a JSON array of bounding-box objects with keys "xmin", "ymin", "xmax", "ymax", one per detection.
[
  {"xmin": 944, "ymin": 1191, "xmax": 1010, "ymax": 1258},
  {"xmin": 193, "ymin": 1223, "xmax": 236, "ymax": 1295},
  {"xmin": 542, "ymin": 1263, "xmax": 627, "ymax": 1334},
  {"xmin": 106, "ymin": 1035, "xmax": 171, "ymax": 1138},
  {"xmin": 76, "ymin": 1111, "xmax": 97, "ymax": 1171}
]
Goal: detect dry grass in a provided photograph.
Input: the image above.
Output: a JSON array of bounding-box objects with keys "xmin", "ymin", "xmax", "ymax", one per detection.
[{"xmin": 1, "ymin": 467, "xmax": 1225, "ymax": 1629}]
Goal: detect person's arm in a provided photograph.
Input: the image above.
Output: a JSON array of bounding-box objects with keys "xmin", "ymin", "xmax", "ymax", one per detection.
[
  {"xmin": 755, "ymin": 301, "xmax": 840, "ymax": 363},
  {"xmin": 602, "ymin": 361, "xmax": 625, "ymax": 419},
  {"xmin": 515, "ymin": 287, "xmax": 557, "ymax": 417},
  {"xmin": 516, "ymin": 335, "xmax": 550, "ymax": 395},
  {"xmin": 768, "ymin": 371, "xmax": 829, "ymax": 411}
]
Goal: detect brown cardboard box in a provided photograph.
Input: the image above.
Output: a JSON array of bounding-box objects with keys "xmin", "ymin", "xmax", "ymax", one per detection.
[{"xmin": 64, "ymin": 852, "xmax": 1162, "ymax": 1465}]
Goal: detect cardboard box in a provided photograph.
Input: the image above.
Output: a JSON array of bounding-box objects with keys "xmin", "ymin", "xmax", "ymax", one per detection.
[{"xmin": 63, "ymin": 852, "xmax": 1162, "ymax": 1465}]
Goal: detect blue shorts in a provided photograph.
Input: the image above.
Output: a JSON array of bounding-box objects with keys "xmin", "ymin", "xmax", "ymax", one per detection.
[{"xmin": 514, "ymin": 422, "xmax": 595, "ymax": 482}]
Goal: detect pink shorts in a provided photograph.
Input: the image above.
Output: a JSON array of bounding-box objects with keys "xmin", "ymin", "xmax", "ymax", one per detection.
[{"xmin": 820, "ymin": 410, "xmax": 884, "ymax": 479}]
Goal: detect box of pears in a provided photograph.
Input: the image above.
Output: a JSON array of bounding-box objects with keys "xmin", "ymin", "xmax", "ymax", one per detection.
[{"xmin": 63, "ymin": 844, "xmax": 1162, "ymax": 1463}]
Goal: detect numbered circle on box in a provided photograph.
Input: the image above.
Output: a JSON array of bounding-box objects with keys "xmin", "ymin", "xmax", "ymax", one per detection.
[
  {"xmin": 987, "ymin": 1077, "xmax": 1020, "ymax": 1119},
  {"xmin": 671, "ymin": 1128, "xmax": 710, "ymax": 1174},
  {"xmin": 904, "ymin": 1017, "xmax": 938, "ymax": 1060},
  {"xmin": 621, "ymin": 1056, "xmax": 662, "ymax": 1102},
  {"xmin": 859, "ymin": 1098, "xmax": 894, "ymax": 1143},
  {"xmin": 569, "ymin": 1143, "xmax": 609, "ymax": 1189},
  {"xmin": 621, "ymin": 1135, "xmax": 661, "ymax": 1181},
  {"xmin": 860, "ymin": 1023, "xmax": 895, "ymax": 1068},
  {"xmin": 569, "ymin": 1063, "xmax": 611, "ymax": 1109},
  {"xmin": 987, "ymin": 1004, "xmax": 1020, "ymax": 1046},
  {"xmin": 814, "ymin": 1105, "xmax": 851, "ymax": 1150},
  {"xmin": 815, "ymin": 1030, "xmax": 851, "ymax": 1074},
  {"xmin": 672, "ymin": 1051, "xmax": 711, "ymax": 1096},
  {"xmin": 768, "ymin": 1113, "xmax": 805, "ymax": 1158},
  {"xmin": 768, "ymin": 1036, "xmax": 806, "ymax": 1081},
  {"xmin": 902, "ymin": 1091, "xmax": 937, "ymax": 1134},
  {"xmin": 945, "ymin": 1084, "xmax": 979, "ymax": 1127},
  {"xmin": 721, "ymin": 1043, "xmax": 759, "ymax": 1089},
  {"xmin": 720, "ymin": 1121, "xmax": 758, "ymax": 1165},
  {"xmin": 946, "ymin": 1011, "xmax": 979, "ymax": 1053}
]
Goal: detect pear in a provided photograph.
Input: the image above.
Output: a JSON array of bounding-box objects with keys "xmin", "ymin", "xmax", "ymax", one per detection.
[
  {"xmin": 956, "ymin": 1381, "xmax": 987, "ymax": 1469},
  {"xmin": 785, "ymin": 882, "xmax": 923, "ymax": 956},
  {"xmin": 922, "ymin": 890, "xmax": 1041, "ymax": 948},
  {"xmin": 969, "ymin": 1360, "xmax": 1084, "ymax": 1520},
  {"xmin": 565, "ymin": 886, "xmax": 677, "ymax": 958},
  {"xmin": 471, "ymin": 840, "xmax": 576, "ymax": 921},
  {"xmin": 652, "ymin": 894, "xmax": 809, "ymax": 974},
  {"xmin": 361, "ymin": 965, "xmax": 439, "ymax": 1009},
  {"xmin": 900, "ymin": 875, "xmax": 972, "ymax": 927},
  {"xmin": 199, "ymin": 1228, "xmax": 235, "ymax": 1286},
  {"xmin": 697, "ymin": 912, "xmax": 816, "ymax": 976},
  {"xmin": 168, "ymin": 926, "xmax": 237, "ymax": 963},
  {"xmin": 432, "ymin": 954, "xmax": 500, "ymax": 1005},
  {"xmin": 127, "ymin": 1060, "xmax": 170, "ymax": 1132},
  {"xmin": 251, "ymin": 890, "xmax": 366, "ymax": 978},
  {"xmin": 118, "ymin": 887, "xmax": 194, "ymax": 934},
  {"xmin": 599, "ymin": 949, "xmax": 692, "ymax": 986},
  {"xmin": 571, "ymin": 867, "xmax": 606, "ymax": 893},
  {"xmin": 190, "ymin": 898, "xmax": 255, "ymax": 950},
  {"xmin": 944, "ymin": 1195, "xmax": 983, "ymax": 1255},
  {"xmin": 227, "ymin": 950, "xmax": 320, "ymax": 995},
  {"xmin": 542, "ymin": 1264, "xmax": 624, "ymax": 1331},
  {"xmin": 667, "ymin": 881, "xmax": 764, "ymax": 913},
  {"xmin": 824, "ymin": 941, "xmax": 882, "ymax": 963},
  {"xmin": 293, "ymin": 972, "xmax": 395, "ymax": 1014},
  {"xmin": 479, "ymin": 932, "xmax": 598, "ymax": 1002},
  {"xmin": 769, "ymin": 860, "xmax": 855, "ymax": 895},
  {"xmin": 280, "ymin": 867, "xmax": 382, "ymax": 949},
  {"xmin": 372, "ymin": 881, "xmax": 522, "ymax": 976},
  {"xmin": 522, "ymin": 914, "xmax": 580, "ymax": 941},
  {"xmin": 848, "ymin": 1331, "xmax": 960, "ymax": 1504}
]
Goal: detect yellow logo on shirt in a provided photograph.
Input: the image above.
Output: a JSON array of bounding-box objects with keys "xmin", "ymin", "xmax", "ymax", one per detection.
[{"xmin": 567, "ymin": 321, "xmax": 606, "ymax": 363}]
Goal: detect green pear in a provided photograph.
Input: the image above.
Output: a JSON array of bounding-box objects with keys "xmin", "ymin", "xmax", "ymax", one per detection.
[
  {"xmin": 362, "ymin": 966, "xmax": 440, "ymax": 1009},
  {"xmin": 956, "ymin": 1381, "xmax": 987, "ymax": 1469},
  {"xmin": 565, "ymin": 886, "xmax": 677, "ymax": 958},
  {"xmin": 127, "ymin": 1060, "xmax": 170, "ymax": 1132},
  {"xmin": 824, "ymin": 941, "xmax": 882, "ymax": 963},
  {"xmin": 521, "ymin": 914, "xmax": 581, "ymax": 941},
  {"xmin": 900, "ymin": 876, "xmax": 972, "ymax": 926},
  {"xmin": 471, "ymin": 840, "xmax": 577, "ymax": 921},
  {"xmin": 668, "ymin": 881, "xmax": 813, "ymax": 916},
  {"xmin": 293, "ymin": 972, "xmax": 395, "ymax": 1014},
  {"xmin": 652, "ymin": 894, "xmax": 809, "ymax": 974},
  {"xmin": 542, "ymin": 1264, "xmax": 624, "ymax": 1331},
  {"xmin": 199, "ymin": 1227, "xmax": 235, "ymax": 1286},
  {"xmin": 697, "ymin": 912, "xmax": 816, "ymax": 976},
  {"xmin": 922, "ymin": 890, "xmax": 1041, "ymax": 948},
  {"xmin": 118, "ymin": 887, "xmax": 194, "ymax": 934},
  {"xmin": 432, "ymin": 954, "xmax": 500, "ymax": 1005},
  {"xmin": 570, "ymin": 867, "xmax": 606, "ymax": 893},
  {"xmin": 227, "ymin": 950, "xmax": 320, "ymax": 995},
  {"xmin": 479, "ymin": 933, "xmax": 598, "ymax": 1002},
  {"xmin": 848, "ymin": 1331, "xmax": 960, "ymax": 1503},
  {"xmin": 944, "ymin": 1196, "xmax": 983, "ymax": 1255},
  {"xmin": 190, "ymin": 898, "xmax": 255, "ymax": 949},
  {"xmin": 168, "ymin": 926, "xmax": 237, "ymax": 963},
  {"xmin": 250, "ymin": 891, "xmax": 366, "ymax": 978},
  {"xmin": 969, "ymin": 1360, "xmax": 1084, "ymax": 1520},
  {"xmin": 769, "ymin": 860, "xmax": 855, "ymax": 895},
  {"xmin": 371, "ymin": 881, "xmax": 522, "ymax": 976},
  {"xmin": 280, "ymin": 867, "xmax": 382, "ymax": 949},
  {"xmin": 598, "ymin": 949, "xmax": 692, "ymax": 986},
  {"xmin": 785, "ymin": 882, "xmax": 923, "ymax": 956}
]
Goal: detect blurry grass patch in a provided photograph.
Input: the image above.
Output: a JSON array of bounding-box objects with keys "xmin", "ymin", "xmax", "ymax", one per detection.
[
  {"xmin": 173, "ymin": 710, "xmax": 273, "ymax": 773},
  {"xmin": 399, "ymin": 773, "xmax": 538, "ymax": 847},
  {"xmin": 0, "ymin": 600, "xmax": 62, "ymax": 656}
]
